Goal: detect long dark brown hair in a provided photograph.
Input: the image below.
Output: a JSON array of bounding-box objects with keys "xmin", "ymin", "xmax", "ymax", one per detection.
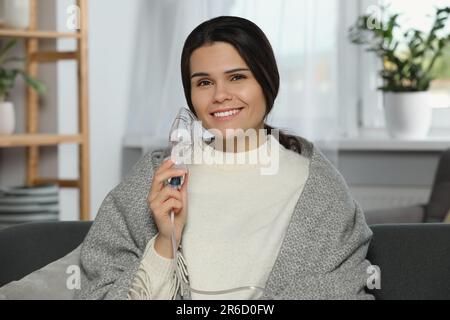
[{"xmin": 180, "ymin": 16, "xmax": 302, "ymax": 154}]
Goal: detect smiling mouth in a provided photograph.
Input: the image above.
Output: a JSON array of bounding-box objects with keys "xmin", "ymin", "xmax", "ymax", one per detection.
[{"xmin": 210, "ymin": 108, "xmax": 244, "ymax": 121}]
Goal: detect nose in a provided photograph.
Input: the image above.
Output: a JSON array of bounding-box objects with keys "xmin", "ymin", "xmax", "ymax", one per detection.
[{"xmin": 213, "ymin": 81, "xmax": 232, "ymax": 103}]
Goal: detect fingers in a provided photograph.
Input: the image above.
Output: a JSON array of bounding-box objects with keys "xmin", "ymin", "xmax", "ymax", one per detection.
[
  {"xmin": 180, "ymin": 171, "xmax": 189, "ymax": 193},
  {"xmin": 149, "ymin": 159, "xmax": 187, "ymax": 197},
  {"xmin": 157, "ymin": 163, "xmax": 187, "ymax": 185},
  {"xmin": 178, "ymin": 173, "xmax": 189, "ymax": 216},
  {"xmin": 159, "ymin": 198, "xmax": 183, "ymax": 216},
  {"xmin": 155, "ymin": 186, "xmax": 182, "ymax": 204},
  {"xmin": 149, "ymin": 185, "xmax": 182, "ymax": 212},
  {"xmin": 161, "ymin": 158, "xmax": 175, "ymax": 170},
  {"xmin": 149, "ymin": 188, "xmax": 182, "ymax": 214}
]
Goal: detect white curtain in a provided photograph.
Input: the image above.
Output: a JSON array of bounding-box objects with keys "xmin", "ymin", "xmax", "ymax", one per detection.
[{"xmin": 126, "ymin": 0, "xmax": 340, "ymax": 163}]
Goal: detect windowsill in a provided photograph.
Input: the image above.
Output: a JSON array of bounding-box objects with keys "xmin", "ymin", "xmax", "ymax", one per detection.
[
  {"xmin": 336, "ymin": 128, "xmax": 450, "ymax": 152},
  {"xmin": 123, "ymin": 128, "xmax": 450, "ymax": 153}
]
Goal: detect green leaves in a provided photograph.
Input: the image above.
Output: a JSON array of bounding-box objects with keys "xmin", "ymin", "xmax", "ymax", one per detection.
[
  {"xmin": 18, "ymin": 70, "xmax": 47, "ymax": 95},
  {"xmin": 349, "ymin": 6, "xmax": 450, "ymax": 92},
  {"xmin": 0, "ymin": 68, "xmax": 20, "ymax": 99},
  {"xmin": 0, "ymin": 39, "xmax": 46, "ymax": 100},
  {"xmin": 0, "ymin": 39, "xmax": 18, "ymax": 62}
]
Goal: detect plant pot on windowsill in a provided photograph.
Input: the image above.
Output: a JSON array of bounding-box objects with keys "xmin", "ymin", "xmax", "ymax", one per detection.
[
  {"xmin": 349, "ymin": 6, "xmax": 450, "ymax": 140},
  {"xmin": 383, "ymin": 91, "xmax": 433, "ymax": 139}
]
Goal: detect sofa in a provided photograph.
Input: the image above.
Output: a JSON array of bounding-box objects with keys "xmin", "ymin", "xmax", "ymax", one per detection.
[
  {"xmin": 364, "ymin": 148, "xmax": 450, "ymax": 225},
  {"xmin": 1, "ymin": 221, "xmax": 450, "ymax": 300}
]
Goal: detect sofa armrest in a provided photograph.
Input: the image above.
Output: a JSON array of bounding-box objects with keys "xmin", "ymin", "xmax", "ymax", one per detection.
[{"xmin": 364, "ymin": 204, "xmax": 426, "ymax": 225}]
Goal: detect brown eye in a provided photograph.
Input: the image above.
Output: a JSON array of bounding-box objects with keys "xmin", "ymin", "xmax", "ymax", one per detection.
[
  {"xmin": 231, "ymin": 74, "xmax": 246, "ymax": 81},
  {"xmin": 198, "ymin": 80, "xmax": 212, "ymax": 87}
]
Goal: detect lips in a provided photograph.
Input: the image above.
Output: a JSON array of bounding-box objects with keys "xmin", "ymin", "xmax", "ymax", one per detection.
[
  {"xmin": 210, "ymin": 107, "xmax": 244, "ymax": 121},
  {"xmin": 209, "ymin": 107, "xmax": 244, "ymax": 115}
]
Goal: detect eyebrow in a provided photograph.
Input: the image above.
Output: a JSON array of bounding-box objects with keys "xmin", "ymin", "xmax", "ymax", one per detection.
[{"xmin": 190, "ymin": 68, "xmax": 250, "ymax": 79}]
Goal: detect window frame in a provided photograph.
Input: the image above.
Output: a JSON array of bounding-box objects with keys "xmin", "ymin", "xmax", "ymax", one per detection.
[{"xmin": 343, "ymin": 0, "xmax": 450, "ymax": 133}]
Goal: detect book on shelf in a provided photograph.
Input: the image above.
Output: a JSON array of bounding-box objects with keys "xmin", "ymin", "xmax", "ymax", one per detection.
[{"xmin": 0, "ymin": 184, "xmax": 59, "ymax": 228}]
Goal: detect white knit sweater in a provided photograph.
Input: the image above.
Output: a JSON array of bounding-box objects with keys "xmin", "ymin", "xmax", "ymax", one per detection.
[{"xmin": 128, "ymin": 135, "xmax": 310, "ymax": 300}]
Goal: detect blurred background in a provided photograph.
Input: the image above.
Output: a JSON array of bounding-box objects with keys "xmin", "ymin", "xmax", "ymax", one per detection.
[{"xmin": 0, "ymin": 0, "xmax": 449, "ymax": 227}]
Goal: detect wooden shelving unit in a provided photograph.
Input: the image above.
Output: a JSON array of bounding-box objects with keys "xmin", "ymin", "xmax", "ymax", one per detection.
[
  {"xmin": 0, "ymin": 0, "xmax": 90, "ymax": 221},
  {"xmin": 0, "ymin": 29, "xmax": 81, "ymax": 39},
  {"xmin": 0, "ymin": 134, "xmax": 83, "ymax": 147}
]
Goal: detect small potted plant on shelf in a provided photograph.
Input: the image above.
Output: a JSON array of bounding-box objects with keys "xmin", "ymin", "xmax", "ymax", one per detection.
[
  {"xmin": 349, "ymin": 6, "xmax": 450, "ymax": 139},
  {"xmin": 0, "ymin": 39, "xmax": 46, "ymax": 135},
  {"xmin": 3, "ymin": 0, "xmax": 30, "ymax": 29}
]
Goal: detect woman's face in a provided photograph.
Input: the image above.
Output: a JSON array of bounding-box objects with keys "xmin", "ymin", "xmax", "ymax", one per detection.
[{"xmin": 190, "ymin": 42, "xmax": 266, "ymax": 141}]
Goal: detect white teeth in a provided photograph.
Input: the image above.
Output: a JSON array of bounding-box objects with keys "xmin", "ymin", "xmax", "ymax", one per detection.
[{"xmin": 213, "ymin": 108, "xmax": 241, "ymax": 118}]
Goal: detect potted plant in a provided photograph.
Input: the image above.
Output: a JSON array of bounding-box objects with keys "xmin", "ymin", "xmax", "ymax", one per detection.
[
  {"xmin": 3, "ymin": 0, "xmax": 30, "ymax": 29},
  {"xmin": 0, "ymin": 39, "xmax": 46, "ymax": 134},
  {"xmin": 349, "ymin": 6, "xmax": 450, "ymax": 139}
]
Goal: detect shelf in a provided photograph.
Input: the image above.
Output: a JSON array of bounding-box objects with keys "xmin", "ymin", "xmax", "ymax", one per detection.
[
  {"xmin": 0, "ymin": 0, "xmax": 90, "ymax": 221},
  {"xmin": 0, "ymin": 134, "xmax": 83, "ymax": 148},
  {"xmin": 0, "ymin": 28, "xmax": 80, "ymax": 39},
  {"xmin": 33, "ymin": 178, "xmax": 80, "ymax": 188},
  {"xmin": 32, "ymin": 51, "xmax": 78, "ymax": 62}
]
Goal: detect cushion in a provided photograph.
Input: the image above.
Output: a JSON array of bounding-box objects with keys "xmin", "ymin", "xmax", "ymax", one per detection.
[
  {"xmin": 427, "ymin": 182, "xmax": 450, "ymax": 222},
  {"xmin": 364, "ymin": 205, "xmax": 425, "ymax": 225},
  {"xmin": 0, "ymin": 246, "xmax": 81, "ymax": 300},
  {"xmin": 445, "ymin": 209, "xmax": 450, "ymax": 224}
]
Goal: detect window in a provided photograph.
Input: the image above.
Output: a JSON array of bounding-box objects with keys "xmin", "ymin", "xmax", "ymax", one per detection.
[
  {"xmin": 359, "ymin": 0, "xmax": 450, "ymax": 130},
  {"xmin": 228, "ymin": 0, "xmax": 340, "ymax": 142}
]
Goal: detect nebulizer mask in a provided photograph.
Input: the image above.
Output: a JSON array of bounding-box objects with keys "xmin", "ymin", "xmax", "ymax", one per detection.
[{"xmin": 167, "ymin": 107, "xmax": 266, "ymax": 298}]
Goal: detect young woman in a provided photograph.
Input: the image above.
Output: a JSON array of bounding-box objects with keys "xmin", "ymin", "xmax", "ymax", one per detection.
[{"xmin": 77, "ymin": 16, "xmax": 374, "ymax": 300}]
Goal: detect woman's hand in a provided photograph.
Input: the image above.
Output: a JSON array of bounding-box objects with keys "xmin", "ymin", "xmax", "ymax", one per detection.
[{"xmin": 147, "ymin": 158, "xmax": 189, "ymax": 258}]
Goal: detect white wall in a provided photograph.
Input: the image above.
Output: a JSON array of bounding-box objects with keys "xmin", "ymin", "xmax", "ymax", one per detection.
[{"xmin": 57, "ymin": 0, "xmax": 140, "ymax": 220}]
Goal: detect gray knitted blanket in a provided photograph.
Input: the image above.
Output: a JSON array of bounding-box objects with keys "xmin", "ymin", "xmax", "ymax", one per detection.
[{"xmin": 76, "ymin": 136, "xmax": 374, "ymax": 300}]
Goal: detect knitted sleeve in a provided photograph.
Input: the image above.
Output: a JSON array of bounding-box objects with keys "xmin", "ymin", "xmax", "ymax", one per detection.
[
  {"xmin": 75, "ymin": 149, "xmax": 190, "ymax": 300},
  {"xmin": 127, "ymin": 234, "xmax": 189, "ymax": 300}
]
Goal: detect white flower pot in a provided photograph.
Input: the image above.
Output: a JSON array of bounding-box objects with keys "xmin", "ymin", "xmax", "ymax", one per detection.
[
  {"xmin": 3, "ymin": 0, "xmax": 30, "ymax": 29},
  {"xmin": 383, "ymin": 92, "xmax": 432, "ymax": 140},
  {"xmin": 0, "ymin": 101, "xmax": 16, "ymax": 135}
]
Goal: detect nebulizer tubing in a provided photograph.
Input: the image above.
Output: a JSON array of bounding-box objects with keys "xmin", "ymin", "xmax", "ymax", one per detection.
[{"xmin": 167, "ymin": 107, "xmax": 265, "ymax": 298}]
